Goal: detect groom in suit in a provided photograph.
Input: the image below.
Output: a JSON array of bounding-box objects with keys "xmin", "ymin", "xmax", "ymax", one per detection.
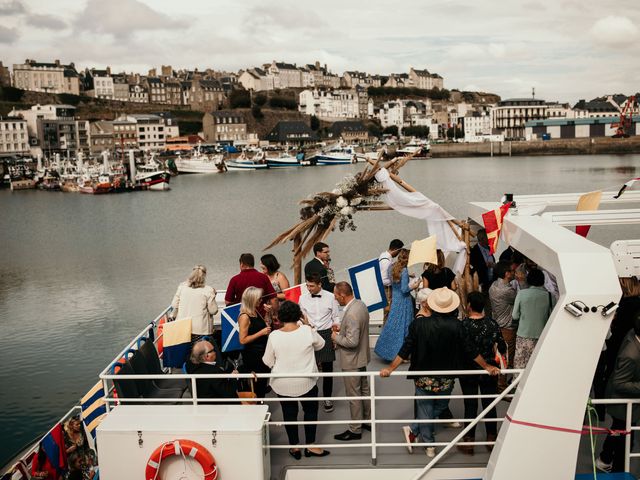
[
  {"xmin": 332, "ymin": 281, "xmax": 371, "ymax": 441},
  {"xmin": 304, "ymin": 242, "xmax": 335, "ymax": 293}
]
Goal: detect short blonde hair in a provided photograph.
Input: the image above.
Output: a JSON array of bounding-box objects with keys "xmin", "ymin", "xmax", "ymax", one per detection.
[
  {"xmin": 240, "ymin": 286, "xmax": 263, "ymax": 317},
  {"xmin": 416, "ymin": 288, "xmax": 433, "ymax": 306},
  {"xmin": 187, "ymin": 265, "xmax": 207, "ymax": 288}
]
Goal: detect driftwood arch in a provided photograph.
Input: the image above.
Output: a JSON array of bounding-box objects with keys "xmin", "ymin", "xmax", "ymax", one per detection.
[{"xmin": 265, "ymin": 150, "xmax": 478, "ymax": 307}]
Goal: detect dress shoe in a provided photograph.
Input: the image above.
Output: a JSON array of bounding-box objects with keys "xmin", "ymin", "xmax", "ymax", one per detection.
[
  {"xmin": 288, "ymin": 449, "xmax": 302, "ymax": 460},
  {"xmin": 304, "ymin": 448, "xmax": 330, "ymax": 457},
  {"xmin": 334, "ymin": 430, "xmax": 362, "ymax": 441},
  {"xmin": 456, "ymin": 435, "xmax": 475, "ymax": 455},
  {"xmin": 362, "ymin": 423, "xmax": 372, "ymax": 431}
]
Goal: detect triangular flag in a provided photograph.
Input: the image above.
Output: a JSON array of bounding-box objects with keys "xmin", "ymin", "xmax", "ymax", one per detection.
[
  {"xmin": 613, "ymin": 177, "xmax": 640, "ymax": 199},
  {"xmin": 408, "ymin": 235, "xmax": 437, "ymax": 267},
  {"xmin": 575, "ymin": 190, "xmax": 602, "ymax": 237},
  {"xmin": 482, "ymin": 202, "xmax": 512, "ymax": 255}
]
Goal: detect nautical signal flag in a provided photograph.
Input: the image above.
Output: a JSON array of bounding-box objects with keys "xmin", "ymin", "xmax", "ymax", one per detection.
[
  {"xmin": 408, "ymin": 235, "xmax": 437, "ymax": 267},
  {"xmin": 282, "ymin": 284, "xmax": 303, "ymax": 303},
  {"xmin": 162, "ymin": 317, "xmax": 192, "ymax": 368},
  {"xmin": 482, "ymin": 202, "xmax": 512, "ymax": 255},
  {"xmin": 81, "ymin": 381, "xmax": 107, "ymax": 449},
  {"xmin": 575, "ymin": 190, "xmax": 602, "ymax": 238},
  {"xmin": 613, "ymin": 177, "xmax": 640, "ymax": 199},
  {"xmin": 221, "ymin": 303, "xmax": 243, "ymax": 352},
  {"xmin": 41, "ymin": 423, "xmax": 67, "ymax": 475},
  {"xmin": 347, "ymin": 258, "xmax": 387, "ymax": 312}
]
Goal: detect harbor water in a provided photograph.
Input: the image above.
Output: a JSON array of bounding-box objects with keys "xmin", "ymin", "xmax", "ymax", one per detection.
[{"xmin": 1, "ymin": 153, "xmax": 639, "ymax": 465}]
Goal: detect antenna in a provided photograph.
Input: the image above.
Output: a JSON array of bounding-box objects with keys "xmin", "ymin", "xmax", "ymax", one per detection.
[{"xmin": 532, "ymin": 87, "xmax": 536, "ymax": 99}]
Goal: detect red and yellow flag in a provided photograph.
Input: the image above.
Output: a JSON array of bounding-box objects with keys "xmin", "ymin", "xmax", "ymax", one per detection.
[
  {"xmin": 482, "ymin": 202, "xmax": 512, "ymax": 255},
  {"xmin": 575, "ymin": 190, "xmax": 602, "ymax": 238}
]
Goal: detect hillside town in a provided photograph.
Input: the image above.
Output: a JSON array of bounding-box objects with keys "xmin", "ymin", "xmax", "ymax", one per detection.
[{"xmin": 0, "ymin": 58, "xmax": 638, "ymax": 159}]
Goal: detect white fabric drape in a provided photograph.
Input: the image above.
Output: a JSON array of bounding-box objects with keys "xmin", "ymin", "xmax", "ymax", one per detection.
[{"xmin": 375, "ymin": 168, "xmax": 467, "ymax": 273}]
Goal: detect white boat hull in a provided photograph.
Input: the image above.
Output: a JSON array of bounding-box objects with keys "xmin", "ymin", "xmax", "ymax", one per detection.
[
  {"xmin": 226, "ymin": 161, "xmax": 269, "ymax": 170},
  {"xmin": 175, "ymin": 158, "xmax": 224, "ymax": 174},
  {"xmin": 315, "ymin": 154, "xmax": 354, "ymax": 165}
]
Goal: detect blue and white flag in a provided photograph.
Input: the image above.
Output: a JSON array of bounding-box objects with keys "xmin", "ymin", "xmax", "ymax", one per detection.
[
  {"xmin": 348, "ymin": 258, "xmax": 387, "ymax": 312},
  {"xmin": 81, "ymin": 381, "xmax": 107, "ymax": 449},
  {"xmin": 221, "ymin": 303, "xmax": 244, "ymax": 352},
  {"xmin": 162, "ymin": 317, "xmax": 192, "ymax": 368}
]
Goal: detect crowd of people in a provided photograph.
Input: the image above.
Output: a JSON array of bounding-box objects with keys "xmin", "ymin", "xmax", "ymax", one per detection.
[{"xmin": 167, "ymin": 236, "xmax": 640, "ymax": 466}]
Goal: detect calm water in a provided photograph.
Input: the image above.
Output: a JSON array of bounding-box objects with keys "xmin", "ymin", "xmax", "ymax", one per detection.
[{"xmin": 1, "ymin": 154, "xmax": 639, "ymax": 465}]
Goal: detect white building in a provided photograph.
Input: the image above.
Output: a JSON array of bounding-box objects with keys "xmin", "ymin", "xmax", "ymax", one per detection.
[
  {"xmin": 120, "ymin": 114, "xmax": 166, "ymax": 151},
  {"xmin": 463, "ymin": 114, "xmax": 494, "ymax": 142},
  {"xmin": 0, "ymin": 118, "xmax": 29, "ymax": 155},
  {"xmin": 267, "ymin": 61, "xmax": 302, "ymax": 89},
  {"xmin": 129, "ymin": 84, "xmax": 149, "ymax": 103},
  {"xmin": 299, "ymin": 89, "xmax": 360, "ymax": 120},
  {"xmin": 85, "ymin": 69, "xmax": 114, "ymax": 99},
  {"xmin": 13, "ymin": 59, "xmax": 80, "ymax": 95},
  {"xmin": 238, "ymin": 68, "xmax": 274, "ymax": 91},
  {"xmin": 7, "ymin": 104, "xmax": 76, "ymax": 140},
  {"xmin": 376, "ymin": 99, "xmax": 431, "ymax": 132},
  {"xmin": 491, "ymin": 98, "xmax": 549, "ymax": 139}
]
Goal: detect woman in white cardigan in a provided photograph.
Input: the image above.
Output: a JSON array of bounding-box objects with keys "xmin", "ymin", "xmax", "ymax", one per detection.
[
  {"xmin": 171, "ymin": 265, "xmax": 218, "ymax": 343},
  {"xmin": 262, "ymin": 300, "xmax": 330, "ymax": 460}
]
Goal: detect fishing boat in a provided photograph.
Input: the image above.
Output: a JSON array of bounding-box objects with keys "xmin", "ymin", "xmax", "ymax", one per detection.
[
  {"xmin": 2, "ymin": 178, "xmax": 639, "ymax": 479},
  {"xmin": 79, "ymin": 174, "xmax": 112, "ymax": 194},
  {"xmin": 314, "ymin": 145, "xmax": 358, "ymax": 165},
  {"xmin": 396, "ymin": 138, "xmax": 430, "ymax": 157},
  {"xmin": 36, "ymin": 170, "xmax": 61, "ymax": 190},
  {"xmin": 265, "ymin": 151, "xmax": 302, "ymax": 168},
  {"xmin": 174, "ymin": 149, "xmax": 226, "ymax": 174},
  {"xmin": 135, "ymin": 170, "xmax": 171, "ymax": 191},
  {"xmin": 225, "ymin": 158, "xmax": 269, "ymax": 170}
]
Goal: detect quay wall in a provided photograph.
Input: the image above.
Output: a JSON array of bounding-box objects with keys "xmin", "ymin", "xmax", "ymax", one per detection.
[{"xmin": 430, "ymin": 136, "xmax": 640, "ymax": 158}]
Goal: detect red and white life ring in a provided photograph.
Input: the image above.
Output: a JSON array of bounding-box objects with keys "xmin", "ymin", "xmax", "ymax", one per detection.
[{"xmin": 145, "ymin": 439, "xmax": 218, "ymax": 480}]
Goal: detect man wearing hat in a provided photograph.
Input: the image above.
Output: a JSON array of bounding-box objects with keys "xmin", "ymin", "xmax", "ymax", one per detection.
[{"xmin": 380, "ymin": 287, "xmax": 465, "ymax": 458}]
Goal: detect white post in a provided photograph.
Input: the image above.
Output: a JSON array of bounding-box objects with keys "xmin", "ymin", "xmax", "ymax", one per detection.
[
  {"xmin": 37, "ymin": 154, "xmax": 42, "ymax": 172},
  {"xmin": 128, "ymin": 150, "xmax": 136, "ymax": 180},
  {"xmin": 77, "ymin": 151, "xmax": 84, "ymax": 172},
  {"xmin": 102, "ymin": 151, "xmax": 109, "ymax": 173}
]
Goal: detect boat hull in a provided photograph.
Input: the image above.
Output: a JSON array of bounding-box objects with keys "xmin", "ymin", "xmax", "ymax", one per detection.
[
  {"xmin": 10, "ymin": 179, "xmax": 36, "ymax": 190},
  {"xmin": 174, "ymin": 157, "xmax": 225, "ymax": 174},
  {"xmin": 266, "ymin": 158, "xmax": 301, "ymax": 168},
  {"xmin": 136, "ymin": 172, "xmax": 171, "ymax": 191},
  {"xmin": 226, "ymin": 161, "xmax": 269, "ymax": 170},
  {"xmin": 315, "ymin": 155, "xmax": 353, "ymax": 165}
]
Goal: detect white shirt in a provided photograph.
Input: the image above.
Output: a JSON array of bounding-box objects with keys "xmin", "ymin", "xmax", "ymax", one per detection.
[
  {"xmin": 262, "ymin": 325, "xmax": 325, "ymax": 397},
  {"xmin": 298, "ymin": 289, "xmax": 340, "ymax": 331},
  {"xmin": 378, "ymin": 250, "xmax": 393, "ymax": 286}
]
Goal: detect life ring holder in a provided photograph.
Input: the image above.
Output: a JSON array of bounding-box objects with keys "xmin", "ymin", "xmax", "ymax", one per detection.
[{"xmin": 145, "ymin": 439, "xmax": 218, "ymax": 480}]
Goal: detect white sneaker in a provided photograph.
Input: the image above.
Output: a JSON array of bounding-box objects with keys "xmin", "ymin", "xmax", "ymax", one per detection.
[
  {"xmin": 323, "ymin": 400, "xmax": 334, "ymax": 413},
  {"xmin": 425, "ymin": 447, "xmax": 436, "ymax": 458},
  {"xmin": 446, "ymin": 421, "xmax": 462, "ymax": 428},
  {"xmin": 402, "ymin": 426, "xmax": 416, "ymax": 454},
  {"xmin": 595, "ymin": 457, "xmax": 612, "ymax": 473}
]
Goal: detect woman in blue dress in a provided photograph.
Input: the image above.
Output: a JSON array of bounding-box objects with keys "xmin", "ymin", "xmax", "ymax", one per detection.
[{"xmin": 375, "ymin": 249, "xmax": 418, "ymax": 361}]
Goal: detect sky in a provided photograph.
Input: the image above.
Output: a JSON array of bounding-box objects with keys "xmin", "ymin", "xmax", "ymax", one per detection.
[{"xmin": 0, "ymin": 0, "xmax": 638, "ymax": 104}]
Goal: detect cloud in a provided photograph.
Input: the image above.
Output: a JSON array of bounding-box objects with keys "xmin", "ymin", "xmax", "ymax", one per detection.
[
  {"xmin": 590, "ymin": 15, "xmax": 639, "ymax": 47},
  {"xmin": 0, "ymin": 0, "xmax": 25, "ymax": 15},
  {"xmin": 74, "ymin": 0, "xmax": 187, "ymax": 39},
  {"xmin": 0, "ymin": 24, "xmax": 17, "ymax": 43},
  {"xmin": 26, "ymin": 13, "xmax": 67, "ymax": 29}
]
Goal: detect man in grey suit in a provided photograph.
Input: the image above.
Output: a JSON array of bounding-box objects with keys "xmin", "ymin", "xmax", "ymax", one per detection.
[{"xmin": 332, "ymin": 281, "xmax": 371, "ymax": 441}]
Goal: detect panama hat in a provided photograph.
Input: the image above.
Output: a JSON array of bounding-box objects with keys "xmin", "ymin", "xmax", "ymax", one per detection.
[{"xmin": 427, "ymin": 287, "xmax": 460, "ymax": 313}]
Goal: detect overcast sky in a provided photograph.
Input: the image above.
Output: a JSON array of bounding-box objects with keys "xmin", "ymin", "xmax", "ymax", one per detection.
[{"xmin": 0, "ymin": 0, "xmax": 638, "ymax": 104}]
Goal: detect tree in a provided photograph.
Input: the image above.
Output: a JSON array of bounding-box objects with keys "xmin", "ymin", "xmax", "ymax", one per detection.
[
  {"xmin": 251, "ymin": 105, "xmax": 264, "ymax": 119},
  {"xmin": 367, "ymin": 123, "xmax": 383, "ymax": 139},
  {"xmin": 229, "ymin": 89, "xmax": 251, "ymax": 109},
  {"xmin": 446, "ymin": 125, "xmax": 464, "ymax": 140},
  {"xmin": 382, "ymin": 125, "xmax": 399, "ymax": 136},
  {"xmin": 254, "ymin": 94, "xmax": 267, "ymax": 107},
  {"xmin": 269, "ymin": 96, "xmax": 297, "ymax": 110},
  {"xmin": 310, "ymin": 115, "xmax": 320, "ymax": 131},
  {"xmin": 403, "ymin": 126, "xmax": 430, "ymax": 138}
]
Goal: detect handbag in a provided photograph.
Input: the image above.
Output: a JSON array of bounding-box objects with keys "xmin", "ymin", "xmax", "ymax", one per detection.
[
  {"xmin": 494, "ymin": 343, "xmax": 508, "ymax": 370},
  {"xmin": 237, "ymin": 378, "xmax": 257, "ymax": 405}
]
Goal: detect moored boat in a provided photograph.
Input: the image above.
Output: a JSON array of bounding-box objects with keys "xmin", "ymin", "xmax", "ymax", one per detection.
[
  {"xmin": 265, "ymin": 151, "xmax": 301, "ymax": 168},
  {"xmin": 225, "ymin": 158, "xmax": 269, "ymax": 170},
  {"xmin": 135, "ymin": 170, "xmax": 171, "ymax": 191},
  {"xmin": 174, "ymin": 150, "xmax": 225, "ymax": 174},
  {"xmin": 315, "ymin": 145, "xmax": 358, "ymax": 165}
]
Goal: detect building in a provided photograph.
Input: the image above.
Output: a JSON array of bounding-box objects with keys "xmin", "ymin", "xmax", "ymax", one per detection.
[
  {"xmin": 0, "ymin": 61, "xmax": 11, "ymax": 87},
  {"xmin": 13, "ymin": 59, "xmax": 80, "ymax": 95},
  {"xmin": 572, "ymin": 98, "xmax": 620, "ymax": 118},
  {"xmin": 385, "ymin": 73, "xmax": 410, "ymax": 88},
  {"xmin": 112, "ymin": 118, "xmax": 138, "ymax": 151},
  {"xmin": 299, "ymin": 89, "xmax": 362, "ymax": 120},
  {"xmin": 267, "ymin": 61, "xmax": 302, "ymax": 89},
  {"xmin": 8, "ymin": 104, "xmax": 76, "ymax": 145},
  {"xmin": 129, "ymin": 84, "xmax": 149, "ymax": 103},
  {"xmin": 112, "ymin": 74, "xmax": 130, "ymax": 102},
  {"xmin": 408, "ymin": 68, "xmax": 444, "ymax": 90},
  {"xmin": 84, "ymin": 68, "xmax": 114, "ymax": 99},
  {"xmin": 89, "ymin": 120, "xmax": 115, "ymax": 155},
  {"xmin": 238, "ymin": 68, "xmax": 273, "ymax": 91},
  {"xmin": 266, "ymin": 121, "xmax": 318, "ymax": 145},
  {"xmin": 491, "ymin": 98, "xmax": 549, "ymax": 139},
  {"xmin": 120, "ymin": 114, "xmax": 165, "ymax": 151},
  {"xmin": 463, "ymin": 113, "xmax": 493, "ymax": 142},
  {"xmin": 147, "ymin": 77, "xmax": 167, "ymax": 104},
  {"xmin": 525, "ymin": 115, "xmax": 640, "ymax": 139},
  {"xmin": 189, "ymin": 79, "xmax": 225, "ymax": 112},
  {"xmin": 305, "ymin": 62, "xmax": 340, "ymax": 89},
  {"xmin": 164, "ymin": 81, "xmax": 183, "ymax": 105},
  {"xmin": 329, "ymin": 121, "xmax": 369, "ymax": 143},
  {"xmin": 0, "ymin": 118, "xmax": 29, "ymax": 156},
  {"xmin": 202, "ymin": 111, "xmax": 247, "ymax": 143},
  {"xmin": 155, "ymin": 112, "xmax": 180, "ymax": 138}
]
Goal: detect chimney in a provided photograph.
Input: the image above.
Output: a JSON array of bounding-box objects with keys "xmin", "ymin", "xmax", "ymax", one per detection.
[
  {"xmin": 106, "ymin": 66, "xmax": 111, "ymax": 76},
  {"xmin": 55, "ymin": 59, "xmax": 60, "ymax": 66},
  {"xmin": 315, "ymin": 61, "xmax": 320, "ymax": 68}
]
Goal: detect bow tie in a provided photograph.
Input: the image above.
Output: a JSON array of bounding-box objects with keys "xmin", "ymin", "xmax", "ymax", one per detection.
[{"xmin": 311, "ymin": 294, "xmax": 322, "ymax": 298}]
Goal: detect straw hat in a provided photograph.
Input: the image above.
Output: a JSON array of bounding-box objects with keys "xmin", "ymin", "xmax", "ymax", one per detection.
[{"xmin": 427, "ymin": 287, "xmax": 460, "ymax": 313}]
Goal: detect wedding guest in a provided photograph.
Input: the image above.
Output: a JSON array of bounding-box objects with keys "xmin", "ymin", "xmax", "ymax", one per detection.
[
  {"xmin": 171, "ymin": 264, "xmax": 218, "ymax": 343},
  {"xmin": 422, "ymin": 249, "xmax": 457, "ymax": 291},
  {"xmin": 260, "ymin": 253, "xmax": 291, "ymax": 329},
  {"xmin": 304, "ymin": 242, "xmax": 335, "ymax": 293},
  {"xmin": 225, "ymin": 253, "xmax": 277, "ymax": 317},
  {"xmin": 379, "ymin": 239, "xmax": 405, "ymax": 323},
  {"xmin": 238, "ymin": 287, "xmax": 271, "ymax": 399}
]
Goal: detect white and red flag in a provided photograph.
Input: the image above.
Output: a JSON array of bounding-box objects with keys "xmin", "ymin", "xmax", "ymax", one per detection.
[
  {"xmin": 613, "ymin": 177, "xmax": 640, "ymax": 199},
  {"xmin": 482, "ymin": 202, "xmax": 512, "ymax": 255}
]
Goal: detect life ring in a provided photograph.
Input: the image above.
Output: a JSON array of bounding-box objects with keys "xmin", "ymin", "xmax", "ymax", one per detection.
[{"xmin": 145, "ymin": 439, "xmax": 218, "ymax": 480}]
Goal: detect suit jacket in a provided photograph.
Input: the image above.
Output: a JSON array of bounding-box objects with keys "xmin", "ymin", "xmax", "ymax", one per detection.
[
  {"xmin": 606, "ymin": 330, "xmax": 640, "ymax": 422},
  {"xmin": 304, "ymin": 257, "xmax": 334, "ymax": 293},
  {"xmin": 470, "ymin": 244, "xmax": 493, "ymax": 290},
  {"xmin": 335, "ymin": 299, "xmax": 370, "ymax": 370},
  {"xmin": 185, "ymin": 361, "xmax": 238, "ymax": 400}
]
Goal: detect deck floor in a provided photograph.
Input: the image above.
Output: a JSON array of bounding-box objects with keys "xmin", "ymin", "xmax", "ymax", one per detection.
[{"xmin": 265, "ymin": 351, "xmax": 638, "ymax": 480}]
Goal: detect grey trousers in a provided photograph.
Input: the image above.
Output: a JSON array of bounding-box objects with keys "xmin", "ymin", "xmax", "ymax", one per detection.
[{"xmin": 342, "ymin": 366, "xmax": 371, "ymax": 433}]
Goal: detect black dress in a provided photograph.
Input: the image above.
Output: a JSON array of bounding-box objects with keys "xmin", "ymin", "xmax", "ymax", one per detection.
[{"xmin": 241, "ymin": 314, "xmax": 271, "ymax": 398}]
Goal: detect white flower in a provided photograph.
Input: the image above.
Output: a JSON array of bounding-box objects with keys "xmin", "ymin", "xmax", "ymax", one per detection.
[
  {"xmin": 336, "ymin": 196, "xmax": 348, "ymax": 208},
  {"xmin": 340, "ymin": 206, "xmax": 355, "ymax": 216},
  {"xmin": 350, "ymin": 197, "xmax": 362, "ymax": 206}
]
